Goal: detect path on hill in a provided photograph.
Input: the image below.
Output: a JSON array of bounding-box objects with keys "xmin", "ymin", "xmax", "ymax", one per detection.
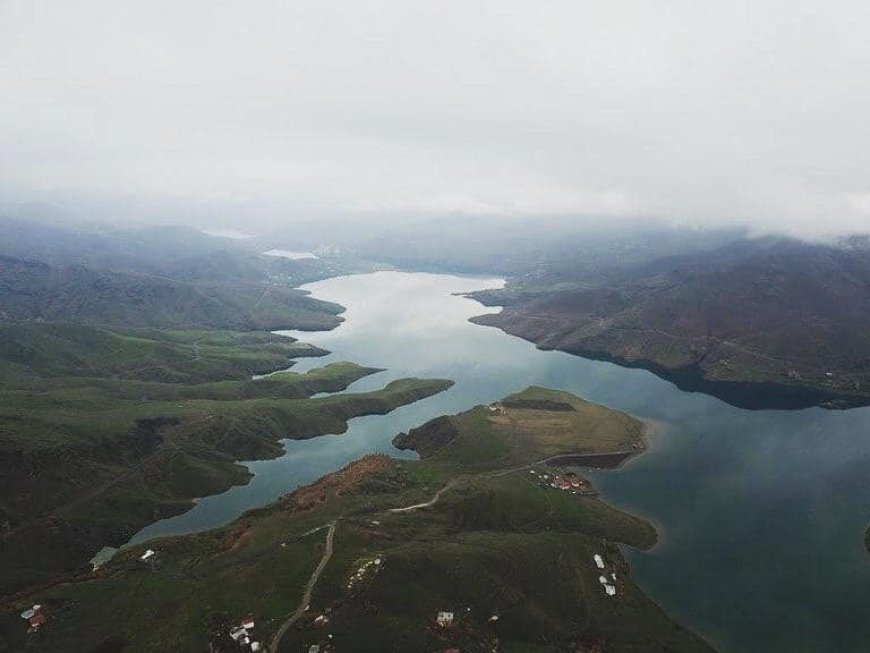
[
  {"xmin": 386, "ymin": 477, "xmax": 464, "ymax": 513},
  {"xmin": 385, "ymin": 446, "xmax": 640, "ymax": 516},
  {"xmin": 270, "ymin": 520, "xmax": 336, "ymax": 653}
]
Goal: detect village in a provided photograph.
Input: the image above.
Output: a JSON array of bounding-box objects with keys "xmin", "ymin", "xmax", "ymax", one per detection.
[
  {"xmin": 528, "ymin": 467, "xmax": 597, "ymax": 496},
  {"xmin": 13, "ymin": 466, "xmax": 621, "ymax": 652},
  {"xmin": 288, "ymin": 548, "xmax": 619, "ymax": 653}
]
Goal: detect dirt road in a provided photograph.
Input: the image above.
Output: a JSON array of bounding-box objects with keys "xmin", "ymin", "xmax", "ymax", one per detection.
[{"xmin": 270, "ymin": 520, "xmax": 336, "ymax": 653}]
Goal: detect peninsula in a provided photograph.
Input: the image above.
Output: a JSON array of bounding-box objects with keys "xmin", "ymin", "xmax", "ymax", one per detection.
[{"xmin": 2, "ymin": 388, "xmax": 714, "ymax": 653}]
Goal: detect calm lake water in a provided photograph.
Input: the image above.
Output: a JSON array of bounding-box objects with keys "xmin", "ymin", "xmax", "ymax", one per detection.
[{"xmin": 131, "ymin": 271, "xmax": 870, "ymax": 652}]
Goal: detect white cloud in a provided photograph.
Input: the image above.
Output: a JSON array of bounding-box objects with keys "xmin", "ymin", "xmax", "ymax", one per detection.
[{"xmin": 2, "ymin": 0, "xmax": 870, "ymax": 236}]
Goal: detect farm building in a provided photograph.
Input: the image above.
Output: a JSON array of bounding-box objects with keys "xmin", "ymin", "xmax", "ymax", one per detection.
[{"xmin": 437, "ymin": 611, "xmax": 455, "ymax": 627}]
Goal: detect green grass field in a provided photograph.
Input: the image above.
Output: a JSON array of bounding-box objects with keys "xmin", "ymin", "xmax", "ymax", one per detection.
[
  {"xmin": 395, "ymin": 386, "xmax": 645, "ymax": 472},
  {"xmin": 0, "ymin": 323, "xmax": 329, "ymax": 384}
]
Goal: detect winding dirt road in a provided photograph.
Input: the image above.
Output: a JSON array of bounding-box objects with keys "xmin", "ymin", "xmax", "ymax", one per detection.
[
  {"xmin": 386, "ymin": 477, "xmax": 464, "ymax": 513},
  {"xmin": 270, "ymin": 520, "xmax": 336, "ymax": 653},
  {"xmin": 267, "ymin": 448, "xmax": 634, "ymax": 650}
]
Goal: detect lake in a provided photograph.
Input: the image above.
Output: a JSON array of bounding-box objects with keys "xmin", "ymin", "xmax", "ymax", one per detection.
[{"xmin": 131, "ymin": 271, "xmax": 870, "ymax": 652}]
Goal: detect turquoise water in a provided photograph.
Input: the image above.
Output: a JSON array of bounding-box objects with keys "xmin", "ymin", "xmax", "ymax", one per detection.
[{"xmin": 131, "ymin": 271, "xmax": 870, "ymax": 652}]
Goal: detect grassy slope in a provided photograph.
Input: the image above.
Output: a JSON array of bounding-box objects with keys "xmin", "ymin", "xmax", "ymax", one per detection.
[
  {"xmin": 0, "ymin": 324, "xmax": 454, "ymax": 597},
  {"xmin": 0, "ymin": 323, "xmax": 328, "ymax": 383},
  {"xmin": 395, "ymin": 386, "xmax": 644, "ymax": 471},
  {"xmin": 1, "ymin": 389, "xmax": 712, "ymax": 653},
  {"xmin": 0, "ymin": 255, "xmax": 345, "ymax": 331}
]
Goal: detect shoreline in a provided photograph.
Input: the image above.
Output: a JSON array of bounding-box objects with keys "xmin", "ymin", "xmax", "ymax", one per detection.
[
  {"xmin": 469, "ymin": 312, "xmax": 867, "ymax": 411},
  {"xmin": 588, "ymin": 415, "xmax": 672, "ymax": 555}
]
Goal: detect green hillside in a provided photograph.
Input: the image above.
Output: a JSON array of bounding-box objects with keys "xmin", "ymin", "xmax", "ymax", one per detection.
[
  {"xmin": 0, "ymin": 325, "xmax": 453, "ymax": 596},
  {"xmin": 0, "ymin": 255, "xmax": 345, "ymax": 331},
  {"xmin": 0, "ymin": 323, "xmax": 327, "ymax": 383},
  {"xmin": 0, "ymin": 388, "xmax": 713, "ymax": 653}
]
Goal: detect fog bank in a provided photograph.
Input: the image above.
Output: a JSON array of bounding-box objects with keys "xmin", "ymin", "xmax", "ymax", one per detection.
[{"xmin": 3, "ymin": 1, "xmax": 870, "ymax": 238}]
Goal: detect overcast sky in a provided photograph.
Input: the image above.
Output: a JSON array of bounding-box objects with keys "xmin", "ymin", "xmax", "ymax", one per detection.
[{"xmin": 2, "ymin": 1, "xmax": 870, "ymax": 237}]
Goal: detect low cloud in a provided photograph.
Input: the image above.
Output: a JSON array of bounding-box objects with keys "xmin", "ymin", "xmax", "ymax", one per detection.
[{"xmin": 2, "ymin": 1, "xmax": 870, "ymax": 238}]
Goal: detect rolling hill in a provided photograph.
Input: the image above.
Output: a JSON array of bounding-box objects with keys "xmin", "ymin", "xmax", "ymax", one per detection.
[{"xmin": 0, "ymin": 255, "xmax": 344, "ymax": 331}]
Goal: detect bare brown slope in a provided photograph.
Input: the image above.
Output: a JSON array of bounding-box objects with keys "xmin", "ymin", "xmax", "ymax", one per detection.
[{"xmin": 473, "ymin": 238, "xmax": 870, "ymax": 409}]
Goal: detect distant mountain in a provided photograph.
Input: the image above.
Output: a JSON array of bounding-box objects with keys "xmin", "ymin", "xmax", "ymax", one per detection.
[
  {"xmin": 0, "ymin": 217, "xmax": 234, "ymax": 272},
  {"xmin": 472, "ymin": 237, "xmax": 870, "ymax": 409},
  {"xmin": 0, "ymin": 215, "xmax": 372, "ymax": 287},
  {"xmin": 260, "ymin": 214, "xmax": 744, "ymax": 276},
  {"xmin": 0, "ymin": 255, "xmax": 343, "ymax": 331}
]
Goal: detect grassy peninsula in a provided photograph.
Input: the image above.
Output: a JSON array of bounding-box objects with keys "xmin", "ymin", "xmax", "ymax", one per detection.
[{"xmin": 2, "ymin": 388, "xmax": 713, "ymax": 652}]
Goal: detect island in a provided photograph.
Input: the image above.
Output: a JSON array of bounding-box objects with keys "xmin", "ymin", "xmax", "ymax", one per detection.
[{"xmin": 1, "ymin": 387, "xmax": 714, "ymax": 652}]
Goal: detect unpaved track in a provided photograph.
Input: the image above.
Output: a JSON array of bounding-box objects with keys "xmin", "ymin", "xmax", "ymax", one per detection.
[
  {"xmin": 385, "ymin": 447, "xmax": 638, "ymax": 515},
  {"xmin": 386, "ymin": 477, "xmax": 464, "ymax": 513},
  {"xmin": 270, "ymin": 521, "xmax": 336, "ymax": 653},
  {"xmin": 268, "ymin": 447, "xmax": 637, "ymax": 649}
]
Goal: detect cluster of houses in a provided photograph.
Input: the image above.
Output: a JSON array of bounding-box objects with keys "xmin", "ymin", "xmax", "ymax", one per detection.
[
  {"xmin": 228, "ymin": 618, "xmax": 262, "ymax": 651},
  {"xmin": 593, "ymin": 554, "xmax": 618, "ymax": 596},
  {"xmin": 434, "ymin": 608, "xmax": 501, "ymax": 653},
  {"xmin": 19, "ymin": 604, "xmax": 48, "ymax": 632},
  {"xmin": 346, "ymin": 555, "xmax": 383, "ymax": 591},
  {"xmin": 529, "ymin": 469, "xmax": 592, "ymax": 495}
]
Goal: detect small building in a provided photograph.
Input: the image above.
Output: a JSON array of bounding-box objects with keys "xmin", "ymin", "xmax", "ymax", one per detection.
[
  {"xmin": 593, "ymin": 554, "xmax": 605, "ymax": 569},
  {"xmin": 29, "ymin": 611, "xmax": 47, "ymax": 629},
  {"xmin": 20, "ymin": 604, "xmax": 48, "ymax": 631},
  {"xmin": 308, "ymin": 646, "xmax": 321, "ymax": 653},
  {"xmin": 140, "ymin": 549, "xmax": 156, "ymax": 562},
  {"xmin": 229, "ymin": 618, "xmax": 261, "ymax": 651},
  {"xmin": 437, "ymin": 611, "xmax": 455, "ymax": 627},
  {"xmin": 605, "ymin": 584, "xmax": 617, "ymax": 596}
]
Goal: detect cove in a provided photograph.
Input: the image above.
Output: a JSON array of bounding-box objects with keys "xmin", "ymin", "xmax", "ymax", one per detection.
[{"xmin": 131, "ymin": 271, "xmax": 870, "ymax": 652}]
